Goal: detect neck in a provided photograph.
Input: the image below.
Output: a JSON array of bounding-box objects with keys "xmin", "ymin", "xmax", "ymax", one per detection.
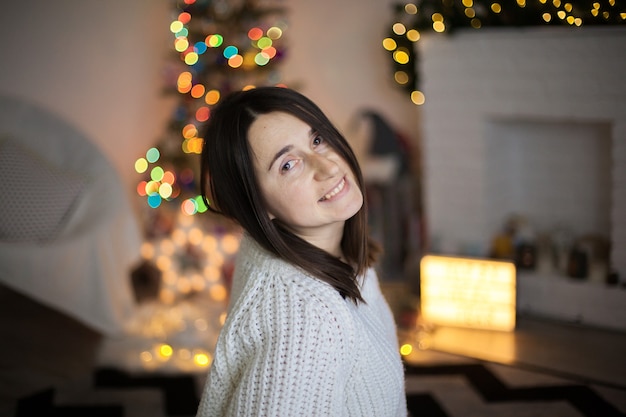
[{"xmin": 293, "ymin": 223, "xmax": 345, "ymax": 258}]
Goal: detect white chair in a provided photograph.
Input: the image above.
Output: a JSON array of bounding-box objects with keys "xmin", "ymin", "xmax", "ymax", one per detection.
[{"xmin": 0, "ymin": 94, "xmax": 140, "ymax": 335}]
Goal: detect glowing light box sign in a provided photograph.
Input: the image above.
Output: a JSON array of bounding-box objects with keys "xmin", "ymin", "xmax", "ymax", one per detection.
[{"xmin": 420, "ymin": 255, "xmax": 516, "ymax": 331}]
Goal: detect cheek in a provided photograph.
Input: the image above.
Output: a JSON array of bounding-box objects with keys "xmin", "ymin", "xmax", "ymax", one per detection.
[{"xmin": 262, "ymin": 182, "xmax": 309, "ymax": 219}]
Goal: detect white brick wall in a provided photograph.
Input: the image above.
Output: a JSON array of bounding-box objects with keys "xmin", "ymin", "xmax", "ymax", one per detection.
[{"xmin": 420, "ymin": 27, "xmax": 626, "ymax": 281}]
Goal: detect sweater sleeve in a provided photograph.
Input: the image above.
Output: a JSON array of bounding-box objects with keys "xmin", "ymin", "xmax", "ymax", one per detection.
[{"xmin": 196, "ymin": 271, "xmax": 355, "ymax": 417}]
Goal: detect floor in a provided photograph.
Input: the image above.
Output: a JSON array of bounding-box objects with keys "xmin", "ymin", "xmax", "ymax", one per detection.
[{"xmin": 1, "ymin": 282, "xmax": 625, "ymax": 416}]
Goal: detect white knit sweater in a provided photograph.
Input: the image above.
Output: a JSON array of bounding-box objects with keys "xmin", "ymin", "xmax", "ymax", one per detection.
[{"xmin": 196, "ymin": 235, "xmax": 407, "ymax": 417}]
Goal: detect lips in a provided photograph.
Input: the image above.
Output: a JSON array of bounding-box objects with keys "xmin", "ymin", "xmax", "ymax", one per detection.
[{"xmin": 319, "ymin": 177, "xmax": 346, "ymax": 202}]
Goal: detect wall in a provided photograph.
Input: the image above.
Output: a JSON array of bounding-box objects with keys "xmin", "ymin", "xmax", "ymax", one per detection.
[
  {"xmin": 420, "ymin": 27, "xmax": 626, "ymax": 281},
  {"xmin": 279, "ymin": 0, "xmax": 420, "ymax": 157},
  {"xmin": 0, "ymin": 0, "xmax": 176, "ymax": 194},
  {"xmin": 0, "ymin": 0, "xmax": 418, "ymax": 194}
]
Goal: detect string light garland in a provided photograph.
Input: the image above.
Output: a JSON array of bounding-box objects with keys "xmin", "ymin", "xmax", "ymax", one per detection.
[
  {"xmin": 384, "ymin": 0, "xmax": 626, "ymax": 105},
  {"xmin": 135, "ymin": 0, "xmax": 287, "ymax": 213}
]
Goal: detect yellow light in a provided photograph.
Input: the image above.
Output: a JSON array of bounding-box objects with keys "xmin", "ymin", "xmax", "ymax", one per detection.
[
  {"xmin": 205, "ymin": 89, "xmax": 220, "ymax": 105},
  {"xmin": 174, "ymin": 38, "xmax": 189, "ymax": 52},
  {"xmin": 574, "ymin": 17, "xmax": 582, "ymax": 26},
  {"xmin": 566, "ymin": 15, "xmax": 575, "ymax": 24},
  {"xmin": 557, "ymin": 10, "xmax": 566, "ymax": 19},
  {"xmin": 159, "ymin": 344, "xmax": 173, "ymax": 358},
  {"xmin": 204, "ymin": 265, "xmax": 220, "ymax": 282},
  {"xmin": 406, "ymin": 29, "xmax": 420, "ymax": 42},
  {"xmin": 162, "ymin": 270, "xmax": 177, "ymax": 285},
  {"xmin": 516, "ymin": 0, "xmax": 526, "ymax": 7},
  {"xmin": 542, "ymin": 12, "xmax": 552, "ymax": 22},
  {"xmin": 553, "ymin": 0, "xmax": 561, "ymax": 7},
  {"xmin": 219, "ymin": 312, "xmax": 227, "ymax": 325},
  {"xmin": 394, "ymin": 71, "xmax": 409, "ymax": 85},
  {"xmin": 159, "ymin": 183, "xmax": 173, "ymax": 198},
  {"xmin": 172, "ymin": 228, "xmax": 187, "ymax": 246},
  {"xmin": 159, "ymin": 288, "xmax": 176, "ymax": 304},
  {"xmin": 184, "ymin": 52, "xmax": 199, "ymax": 65},
  {"xmin": 189, "ymin": 227, "xmax": 203, "ymax": 245},
  {"xmin": 400, "ymin": 343, "xmax": 413, "ymax": 356},
  {"xmin": 191, "ymin": 274, "xmax": 206, "ymax": 291},
  {"xmin": 564, "ymin": 2, "xmax": 572, "ymax": 12},
  {"xmin": 170, "ymin": 21, "xmax": 184, "ymax": 33},
  {"xmin": 266, "ymin": 26, "xmax": 283, "ymax": 39},
  {"xmin": 465, "ymin": 7, "xmax": 476, "ymax": 18},
  {"xmin": 194, "ymin": 352, "xmax": 211, "ymax": 367},
  {"xmin": 405, "ymin": 4, "xmax": 418, "ymax": 14},
  {"xmin": 433, "ymin": 21, "xmax": 446, "ymax": 32},
  {"xmin": 393, "ymin": 50, "xmax": 410, "ymax": 64},
  {"xmin": 471, "ymin": 18, "xmax": 482, "ymax": 28},
  {"xmin": 382, "ymin": 37, "xmax": 397, "ymax": 51},
  {"xmin": 210, "ymin": 284, "xmax": 228, "ymax": 301},
  {"xmin": 156, "ymin": 255, "xmax": 172, "ymax": 271},
  {"xmin": 420, "ymin": 255, "xmax": 516, "ymax": 331},
  {"xmin": 140, "ymin": 351, "xmax": 153, "ymax": 362},
  {"xmin": 432, "ymin": 13, "xmax": 444, "ymax": 22},
  {"xmin": 462, "ymin": 0, "xmax": 473, "ymax": 7},
  {"xmin": 203, "ymin": 235, "xmax": 218, "ymax": 252},
  {"xmin": 491, "ymin": 3, "xmax": 502, "ymax": 13},
  {"xmin": 182, "ymin": 123, "xmax": 198, "ymax": 138},
  {"xmin": 392, "ymin": 22, "xmax": 406, "ymax": 35},
  {"xmin": 411, "ymin": 90, "xmax": 425, "ymax": 105},
  {"xmin": 221, "ymin": 234, "xmax": 240, "ymax": 254},
  {"xmin": 177, "ymin": 277, "xmax": 192, "ymax": 294},
  {"xmin": 140, "ymin": 242, "xmax": 154, "ymax": 259},
  {"xmin": 135, "ymin": 158, "xmax": 148, "ymax": 173}
]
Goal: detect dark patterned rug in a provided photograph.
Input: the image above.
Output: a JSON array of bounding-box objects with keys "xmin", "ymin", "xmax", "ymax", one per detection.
[{"xmin": 13, "ymin": 358, "xmax": 626, "ymax": 417}]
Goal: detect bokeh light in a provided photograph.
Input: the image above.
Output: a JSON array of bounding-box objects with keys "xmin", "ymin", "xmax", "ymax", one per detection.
[
  {"xmin": 205, "ymin": 89, "xmax": 220, "ymax": 105},
  {"xmin": 248, "ymin": 27, "xmax": 263, "ymax": 40},
  {"xmin": 135, "ymin": 158, "xmax": 148, "ymax": 173},
  {"xmin": 146, "ymin": 147, "xmax": 160, "ymax": 163}
]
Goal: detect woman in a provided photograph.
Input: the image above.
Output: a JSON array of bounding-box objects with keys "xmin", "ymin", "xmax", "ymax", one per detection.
[{"xmin": 196, "ymin": 87, "xmax": 407, "ymax": 417}]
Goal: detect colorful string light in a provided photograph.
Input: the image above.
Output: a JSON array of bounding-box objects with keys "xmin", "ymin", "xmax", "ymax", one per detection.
[{"xmin": 136, "ymin": 2, "xmax": 287, "ymax": 211}]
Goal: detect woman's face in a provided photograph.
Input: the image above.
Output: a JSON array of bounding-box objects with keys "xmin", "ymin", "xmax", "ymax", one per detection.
[{"xmin": 248, "ymin": 111, "xmax": 363, "ymax": 254}]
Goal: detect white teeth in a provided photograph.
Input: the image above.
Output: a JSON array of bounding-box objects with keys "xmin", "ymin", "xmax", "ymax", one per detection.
[{"xmin": 322, "ymin": 178, "xmax": 345, "ymax": 201}]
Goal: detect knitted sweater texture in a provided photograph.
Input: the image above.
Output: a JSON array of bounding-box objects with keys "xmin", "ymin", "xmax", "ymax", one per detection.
[{"xmin": 196, "ymin": 235, "xmax": 407, "ymax": 417}]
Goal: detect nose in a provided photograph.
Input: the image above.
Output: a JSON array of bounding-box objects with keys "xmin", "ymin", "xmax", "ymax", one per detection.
[{"xmin": 310, "ymin": 152, "xmax": 340, "ymax": 180}]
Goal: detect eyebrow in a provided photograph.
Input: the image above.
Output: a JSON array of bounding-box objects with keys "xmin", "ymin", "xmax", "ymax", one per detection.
[
  {"xmin": 267, "ymin": 128, "xmax": 316, "ymax": 171},
  {"xmin": 268, "ymin": 144, "xmax": 293, "ymax": 171}
]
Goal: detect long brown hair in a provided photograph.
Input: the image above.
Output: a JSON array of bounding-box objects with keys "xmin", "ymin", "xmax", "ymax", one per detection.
[{"xmin": 200, "ymin": 87, "xmax": 378, "ymax": 303}]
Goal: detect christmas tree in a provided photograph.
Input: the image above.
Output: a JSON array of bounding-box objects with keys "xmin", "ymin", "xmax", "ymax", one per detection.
[
  {"xmin": 134, "ymin": 0, "xmax": 287, "ymax": 300},
  {"xmin": 111, "ymin": 0, "xmax": 288, "ymax": 372}
]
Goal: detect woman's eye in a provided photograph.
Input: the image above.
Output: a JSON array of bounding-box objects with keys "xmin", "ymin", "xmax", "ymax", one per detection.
[
  {"xmin": 312, "ymin": 135, "xmax": 324, "ymax": 147},
  {"xmin": 281, "ymin": 160, "xmax": 295, "ymax": 172}
]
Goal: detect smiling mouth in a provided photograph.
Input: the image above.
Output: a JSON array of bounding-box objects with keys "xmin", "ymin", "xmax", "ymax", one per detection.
[{"xmin": 319, "ymin": 177, "xmax": 346, "ymax": 202}]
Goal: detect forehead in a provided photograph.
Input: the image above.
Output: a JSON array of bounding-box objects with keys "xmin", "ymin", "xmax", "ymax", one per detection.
[{"xmin": 248, "ymin": 111, "xmax": 310, "ymax": 156}]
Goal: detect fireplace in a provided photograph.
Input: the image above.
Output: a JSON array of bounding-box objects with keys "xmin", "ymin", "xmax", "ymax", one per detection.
[{"xmin": 419, "ymin": 27, "xmax": 626, "ymax": 330}]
